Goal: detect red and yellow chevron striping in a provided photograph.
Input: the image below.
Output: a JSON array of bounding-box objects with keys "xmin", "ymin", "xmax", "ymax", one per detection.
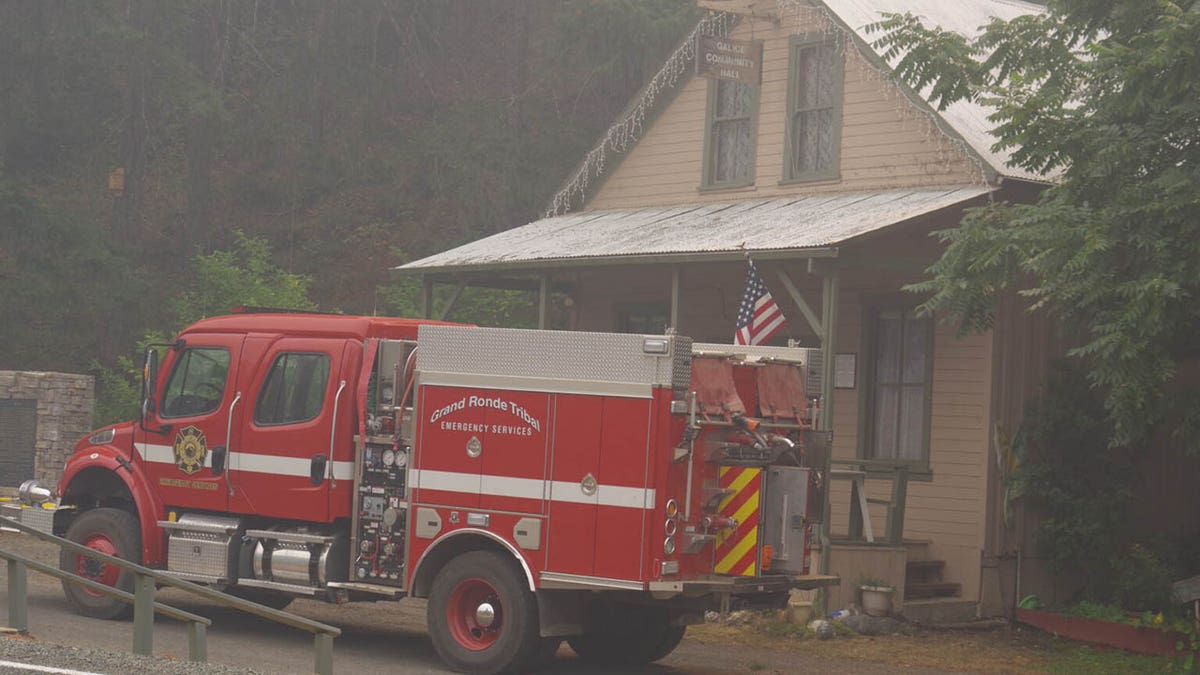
[{"xmin": 714, "ymin": 466, "xmax": 761, "ymax": 576}]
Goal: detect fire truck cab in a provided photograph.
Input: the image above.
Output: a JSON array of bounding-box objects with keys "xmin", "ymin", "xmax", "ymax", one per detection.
[{"xmin": 29, "ymin": 312, "xmax": 835, "ymax": 673}]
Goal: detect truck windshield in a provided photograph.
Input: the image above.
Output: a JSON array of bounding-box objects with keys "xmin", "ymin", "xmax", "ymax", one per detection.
[{"xmin": 161, "ymin": 347, "xmax": 230, "ymax": 418}]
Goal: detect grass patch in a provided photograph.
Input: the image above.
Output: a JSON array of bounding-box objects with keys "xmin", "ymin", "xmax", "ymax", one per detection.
[{"xmin": 1040, "ymin": 641, "xmax": 1174, "ymax": 674}]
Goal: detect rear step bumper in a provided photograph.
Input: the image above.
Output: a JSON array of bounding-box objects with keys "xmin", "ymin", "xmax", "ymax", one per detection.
[{"xmin": 649, "ymin": 573, "xmax": 839, "ymax": 597}]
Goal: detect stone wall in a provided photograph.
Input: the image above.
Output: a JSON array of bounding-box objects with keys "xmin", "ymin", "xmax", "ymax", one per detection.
[{"xmin": 0, "ymin": 371, "xmax": 95, "ymax": 492}]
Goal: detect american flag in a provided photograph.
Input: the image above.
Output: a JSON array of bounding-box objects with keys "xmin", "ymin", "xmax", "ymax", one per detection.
[{"xmin": 735, "ymin": 259, "xmax": 786, "ymax": 345}]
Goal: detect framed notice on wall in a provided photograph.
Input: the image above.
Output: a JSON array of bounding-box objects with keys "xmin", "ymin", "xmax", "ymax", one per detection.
[{"xmin": 834, "ymin": 353, "xmax": 856, "ymax": 389}]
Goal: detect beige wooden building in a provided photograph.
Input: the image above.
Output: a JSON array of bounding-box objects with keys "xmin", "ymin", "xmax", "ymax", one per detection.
[{"xmin": 398, "ymin": 0, "xmax": 1061, "ymax": 621}]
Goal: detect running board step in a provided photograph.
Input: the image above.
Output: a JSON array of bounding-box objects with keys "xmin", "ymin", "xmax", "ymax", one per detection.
[
  {"xmin": 327, "ymin": 582, "xmax": 406, "ymax": 598},
  {"xmin": 236, "ymin": 578, "xmax": 320, "ymax": 595}
]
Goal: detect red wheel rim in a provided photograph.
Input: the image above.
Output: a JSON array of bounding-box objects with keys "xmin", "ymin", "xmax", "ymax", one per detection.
[
  {"xmin": 76, "ymin": 533, "xmax": 120, "ymax": 597},
  {"xmin": 446, "ymin": 577, "xmax": 502, "ymax": 651}
]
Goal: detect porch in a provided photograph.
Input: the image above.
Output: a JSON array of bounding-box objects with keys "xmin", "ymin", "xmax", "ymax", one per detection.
[{"xmin": 395, "ymin": 188, "xmax": 998, "ymax": 621}]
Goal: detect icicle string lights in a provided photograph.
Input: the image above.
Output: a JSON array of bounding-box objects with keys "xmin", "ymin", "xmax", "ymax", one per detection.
[
  {"xmin": 545, "ymin": 13, "xmax": 733, "ymax": 217},
  {"xmin": 546, "ymin": 2, "xmax": 994, "ymax": 217}
]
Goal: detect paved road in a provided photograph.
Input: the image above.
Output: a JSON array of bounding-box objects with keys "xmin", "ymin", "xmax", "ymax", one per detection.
[{"xmin": 1, "ymin": 533, "xmax": 945, "ymax": 674}]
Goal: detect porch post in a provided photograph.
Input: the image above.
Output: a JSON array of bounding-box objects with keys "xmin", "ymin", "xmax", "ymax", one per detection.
[
  {"xmin": 819, "ymin": 266, "xmax": 840, "ymax": 587},
  {"xmin": 437, "ymin": 282, "xmax": 467, "ymax": 321},
  {"xmin": 420, "ymin": 276, "xmax": 434, "ymax": 320},
  {"xmin": 670, "ymin": 266, "xmax": 681, "ymax": 331},
  {"xmin": 538, "ymin": 274, "xmax": 549, "ymax": 329}
]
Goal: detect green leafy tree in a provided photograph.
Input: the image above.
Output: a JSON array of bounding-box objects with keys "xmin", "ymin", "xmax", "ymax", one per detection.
[
  {"xmin": 873, "ymin": 0, "xmax": 1200, "ymax": 450},
  {"xmin": 94, "ymin": 233, "xmax": 316, "ymax": 425},
  {"xmin": 378, "ymin": 248, "xmax": 545, "ymax": 329},
  {"xmin": 171, "ymin": 231, "xmax": 316, "ymax": 324}
]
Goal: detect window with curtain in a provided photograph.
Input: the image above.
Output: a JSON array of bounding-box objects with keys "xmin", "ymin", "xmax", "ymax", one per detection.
[
  {"xmin": 867, "ymin": 308, "xmax": 932, "ymax": 462},
  {"xmin": 784, "ymin": 36, "xmax": 842, "ymax": 181},
  {"xmin": 703, "ymin": 78, "xmax": 757, "ymax": 187}
]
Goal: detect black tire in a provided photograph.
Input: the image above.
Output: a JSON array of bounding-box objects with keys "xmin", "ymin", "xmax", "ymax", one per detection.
[
  {"xmin": 59, "ymin": 507, "xmax": 141, "ymax": 620},
  {"xmin": 526, "ymin": 638, "xmax": 561, "ymax": 671},
  {"xmin": 427, "ymin": 550, "xmax": 540, "ymax": 674},
  {"xmin": 567, "ymin": 605, "xmax": 685, "ymax": 665}
]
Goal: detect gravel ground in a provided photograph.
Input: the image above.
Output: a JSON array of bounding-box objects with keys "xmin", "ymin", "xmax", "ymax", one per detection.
[{"xmin": 0, "ymin": 635, "xmax": 261, "ymax": 675}]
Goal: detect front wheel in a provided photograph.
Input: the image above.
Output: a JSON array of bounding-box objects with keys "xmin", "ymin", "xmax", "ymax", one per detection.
[
  {"xmin": 60, "ymin": 507, "xmax": 142, "ymax": 620},
  {"xmin": 427, "ymin": 550, "xmax": 539, "ymax": 674}
]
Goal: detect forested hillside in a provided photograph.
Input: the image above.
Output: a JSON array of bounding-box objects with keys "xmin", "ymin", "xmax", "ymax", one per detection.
[{"xmin": 0, "ymin": 0, "xmax": 697, "ymax": 377}]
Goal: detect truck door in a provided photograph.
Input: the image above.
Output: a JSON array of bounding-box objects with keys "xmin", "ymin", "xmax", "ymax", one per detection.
[
  {"xmin": 230, "ymin": 337, "xmax": 357, "ymax": 522},
  {"xmin": 137, "ymin": 334, "xmax": 245, "ymax": 513}
]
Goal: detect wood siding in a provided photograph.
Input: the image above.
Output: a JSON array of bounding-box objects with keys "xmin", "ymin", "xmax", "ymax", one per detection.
[{"xmin": 586, "ymin": 4, "xmax": 983, "ymax": 211}]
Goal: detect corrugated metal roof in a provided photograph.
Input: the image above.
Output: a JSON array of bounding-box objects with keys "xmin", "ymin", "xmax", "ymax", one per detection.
[
  {"xmin": 822, "ymin": 0, "xmax": 1056, "ymax": 183},
  {"xmin": 396, "ymin": 186, "xmax": 991, "ymax": 272}
]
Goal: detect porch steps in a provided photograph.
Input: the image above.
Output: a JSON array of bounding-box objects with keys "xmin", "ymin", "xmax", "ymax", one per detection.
[
  {"xmin": 904, "ymin": 559, "xmax": 944, "ymax": 576},
  {"xmin": 905, "ymin": 581, "xmax": 962, "ymax": 599},
  {"xmin": 903, "ymin": 598, "xmax": 978, "ymax": 624},
  {"xmin": 903, "ymin": 540, "xmax": 962, "ymax": 600}
]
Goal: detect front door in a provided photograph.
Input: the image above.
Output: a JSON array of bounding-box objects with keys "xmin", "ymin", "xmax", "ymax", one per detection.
[
  {"xmin": 230, "ymin": 336, "xmax": 355, "ymax": 522},
  {"xmin": 137, "ymin": 334, "xmax": 245, "ymax": 513}
]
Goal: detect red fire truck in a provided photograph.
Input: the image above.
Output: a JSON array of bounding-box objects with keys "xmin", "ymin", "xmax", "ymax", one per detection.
[{"xmin": 20, "ymin": 311, "xmax": 834, "ymax": 673}]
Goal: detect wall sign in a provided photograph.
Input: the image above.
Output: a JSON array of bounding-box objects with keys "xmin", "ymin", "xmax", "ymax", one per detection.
[
  {"xmin": 835, "ymin": 353, "xmax": 857, "ymax": 389},
  {"xmin": 695, "ymin": 35, "xmax": 763, "ymax": 85}
]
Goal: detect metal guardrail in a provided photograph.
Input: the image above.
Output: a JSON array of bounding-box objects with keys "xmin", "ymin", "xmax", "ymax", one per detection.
[{"xmin": 0, "ymin": 514, "xmax": 340, "ymax": 674}]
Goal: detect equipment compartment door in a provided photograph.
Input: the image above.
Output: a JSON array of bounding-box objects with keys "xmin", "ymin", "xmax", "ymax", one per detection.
[
  {"xmin": 479, "ymin": 390, "xmax": 550, "ymax": 515},
  {"xmin": 230, "ymin": 336, "xmax": 355, "ymax": 522},
  {"xmin": 136, "ymin": 333, "xmax": 245, "ymax": 514},
  {"xmin": 546, "ymin": 394, "xmax": 652, "ymax": 581}
]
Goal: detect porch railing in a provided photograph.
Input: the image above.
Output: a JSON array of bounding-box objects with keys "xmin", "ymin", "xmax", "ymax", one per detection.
[
  {"xmin": 829, "ymin": 460, "xmax": 909, "ymax": 545},
  {"xmin": 0, "ymin": 514, "xmax": 340, "ymax": 675}
]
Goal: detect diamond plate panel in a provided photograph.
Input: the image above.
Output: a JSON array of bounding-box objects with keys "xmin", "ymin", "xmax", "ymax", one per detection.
[
  {"xmin": 417, "ymin": 326, "xmax": 689, "ymax": 391},
  {"xmin": 164, "ymin": 514, "xmax": 240, "ymax": 580}
]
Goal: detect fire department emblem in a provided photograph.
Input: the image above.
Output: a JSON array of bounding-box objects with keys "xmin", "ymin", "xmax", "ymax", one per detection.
[{"xmin": 173, "ymin": 425, "xmax": 208, "ymax": 476}]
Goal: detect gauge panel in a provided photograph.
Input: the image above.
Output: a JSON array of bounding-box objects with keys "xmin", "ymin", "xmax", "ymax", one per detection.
[{"xmin": 355, "ymin": 442, "xmax": 409, "ymax": 585}]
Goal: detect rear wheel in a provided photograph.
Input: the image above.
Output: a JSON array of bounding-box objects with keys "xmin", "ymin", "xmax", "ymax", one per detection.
[
  {"xmin": 567, "ymin": 604, "xmax": 685, "ymax": 665},
  {"xmin": 60, "ymin": 507, "xmax": 141, "ymax": 620},
  {"xmin": 428, "ymin": 550, "xmax": 539, "ymax": 674}
]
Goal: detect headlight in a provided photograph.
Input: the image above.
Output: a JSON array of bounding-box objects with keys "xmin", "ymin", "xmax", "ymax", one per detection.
[{"xmin": 88, "ymin": 428, "xmax": 116, "ymax": 445}]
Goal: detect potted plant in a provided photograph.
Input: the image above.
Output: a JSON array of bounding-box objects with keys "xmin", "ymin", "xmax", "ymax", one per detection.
[{"xmin": 858, "ymin": 577, "xmax": 896, "ymax": 617}]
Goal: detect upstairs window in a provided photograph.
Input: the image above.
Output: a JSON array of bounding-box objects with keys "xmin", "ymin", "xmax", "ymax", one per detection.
[
  {"xmin": 784, "ymin": 36, "xmax": 843, "ymax": 182},
  {"xmin": 255, "ymin": 352, "xmax": 331, "ymax": 426},
  {"xmin": 702, "ymin": 79, "xmax": 758, "ymax": 188}
]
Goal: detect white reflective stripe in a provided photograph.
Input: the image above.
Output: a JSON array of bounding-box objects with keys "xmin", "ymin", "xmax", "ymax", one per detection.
[
  {"xmin": 550, "ymin": 480, "xmax": 656, "ymax": 510},
  {"xmin": 481, "ymin": 474, "xmax": 548, "ymax": 501},
  {"xmin": 413, "ymin": 469, "xmax": 656, "ymax": 510},
  {"xmin": 134, "ymin": 443, "xmax": 354, "ymax": 480},
  {"xmin": 0, "ymin": 661, "xmax": 106, "ymax": 675},
  {"xmin": 409, "ymin": 469, "xmax": 478, "ymax": 494},
  {"xmin": 137, "ymin": 442, "xmax": 184, "ymax": 465}
]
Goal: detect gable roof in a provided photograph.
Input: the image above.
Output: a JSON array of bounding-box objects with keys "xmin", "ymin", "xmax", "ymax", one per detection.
[
  {"xmin": 819, "ymin": 0, "xmax": 1051, "ymax": 184},
  {"xmin": 542, "ymin": 0, "xmax": 1049, "ymax": 216}
]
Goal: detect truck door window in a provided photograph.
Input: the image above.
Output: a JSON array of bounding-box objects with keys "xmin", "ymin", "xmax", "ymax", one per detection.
[
  {"xmin": 161, "ymin": 347, "xmax": 231, "ymax": 418},
  {"xmin": 254, "ymin": 352, "xmax": 331, "ymax": 426}
]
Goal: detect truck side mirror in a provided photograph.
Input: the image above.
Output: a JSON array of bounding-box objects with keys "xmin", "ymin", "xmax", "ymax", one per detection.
[
  {"xmin": 141, "ymin": 348, "xmax": 159, "ymax": 414},
  {"xmin": 211, "ymin": 446, "xmax": 226, "ymax": 475},
  {"xmin": 310, "ymin": 454, "xmax": 328, "ymax": 486}
]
